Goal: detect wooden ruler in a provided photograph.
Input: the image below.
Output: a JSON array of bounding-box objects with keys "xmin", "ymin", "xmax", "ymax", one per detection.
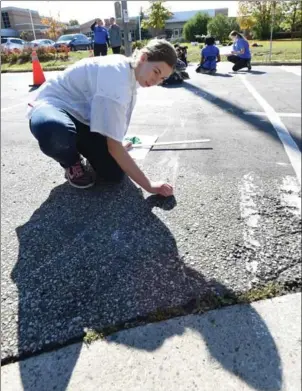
[{"xmin": 131, "ymin": 139, "xmax": 211, "ymax": 148}]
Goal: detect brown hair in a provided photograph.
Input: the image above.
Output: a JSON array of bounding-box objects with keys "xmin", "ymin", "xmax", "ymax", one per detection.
[
  {"xmin": 229, "ymin": 30, "xmax": 246, "ymax": 40},
  {"xmin": 133, "ymin": 39, "xmax": 177, "ymax": 69}
]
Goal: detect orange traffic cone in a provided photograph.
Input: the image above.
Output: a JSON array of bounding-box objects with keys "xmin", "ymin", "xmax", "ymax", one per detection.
[{"xmin": 29, "ymin": 50, "xmax": 46, "ymax": 87}]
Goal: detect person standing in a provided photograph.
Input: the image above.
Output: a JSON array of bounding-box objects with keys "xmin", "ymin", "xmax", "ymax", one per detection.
[
  {"xmin": 227, "ymin": 30, "xmax": 252, "ymax": 72},
  {"xmin": 108, "ymin": 17, "xmax": 122, "ymax": 54},
  {"xmin": 91, "ymin": 18, "xmax": 109, "ymax": 56}
]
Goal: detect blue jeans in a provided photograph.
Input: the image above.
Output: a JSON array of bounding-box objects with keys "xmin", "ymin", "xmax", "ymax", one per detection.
[{"xmin": 29, "ymin": 104, "xmax": 124, "ymax": 182}]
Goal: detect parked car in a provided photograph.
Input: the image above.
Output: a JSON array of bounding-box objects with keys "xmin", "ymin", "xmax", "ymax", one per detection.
[
  {"xmin": 54, "ymin": 34, "xmax": 92, "ymax": 51},
  {"xmin": 31, "ymin": 39, "xmax": 55, "ymax": 48},
  {"xmin": 1, "ymin": 37, "xmax": 24, "ymax": 51}
]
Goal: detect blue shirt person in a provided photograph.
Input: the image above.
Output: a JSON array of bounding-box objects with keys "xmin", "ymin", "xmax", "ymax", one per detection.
[
  {"xmin": 90, "ymin": 19, "xmax": 109, "ymax": 56},
  {"xmin": 227, "ymin": 30, "xmax": 252, "ymax": 72},
  {"xmin": 197, "ymin": 36, "xmax": 221, "ymax": 74}
]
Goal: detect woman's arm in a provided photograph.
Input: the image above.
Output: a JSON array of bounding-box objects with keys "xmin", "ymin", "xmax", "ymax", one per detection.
[
  {"xmin": 91, "ymin": 21, "xmax": 96, "ymax": 32},
  {"xmin": 107, "ymin": 138, "xmax": 173, "ymax": 196}
]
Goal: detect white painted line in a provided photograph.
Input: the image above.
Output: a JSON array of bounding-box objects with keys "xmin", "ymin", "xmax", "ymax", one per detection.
[
  {"xmin": 239, "ymin": 173, "xmax": 260, "ymax": 276},
  {"xmin": 244, "ymin": 112, "xmax": 301, "ymax": 118},
  {"xmin": 1, "ymin": 102, "xmax": 27, "ymax": 113},
  {"xmin": 240, "ymin": 75, "xmax": 301, "ymax": 185},
  {"xmin": 280, "ymin": 66, "xmax": 301, "ymax": 77}
]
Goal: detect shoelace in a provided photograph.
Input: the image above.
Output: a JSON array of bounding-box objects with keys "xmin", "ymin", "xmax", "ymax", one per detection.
[{"xmin": 71, "ymin": 162, "xmax": 84, "ymax": 178}]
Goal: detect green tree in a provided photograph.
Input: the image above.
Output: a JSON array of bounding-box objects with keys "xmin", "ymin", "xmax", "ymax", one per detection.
[
  {"xmin": 237, "ymin": 1, "xmax": 283, "ymax": 39},
  {"xmin": 280, "ymin": 1, "xmax": 302, "ymax": 37},
  {"xmin": 208, "ymin": 14, "xmax": 240, "ymax": 42},
  {"xmin": 183, "ymin": 12, "xmax": 211, "ymax": 42},
  {"xmin": 141, "ymin": 1, "xmax": 173, "ymax": 36},
  {"xmin": 20, "ymin": 31, "xmax": 30, "ymax": 41},
  {"xmin": 69, "ymin": 19, "xmax": 79, "ymax": 26}
]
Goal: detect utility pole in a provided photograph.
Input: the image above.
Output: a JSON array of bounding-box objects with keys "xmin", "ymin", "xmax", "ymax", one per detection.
[
  {"xmin": 121, "ymin": 1, "xmax": 132, "ymax": 56},
  {"xmin": 28, "ymin": 9, "xmax": 36, "ymax": 40},
  {"xmin": 138, "ymin": 14, "xmax": 142, "ymax": 41}
]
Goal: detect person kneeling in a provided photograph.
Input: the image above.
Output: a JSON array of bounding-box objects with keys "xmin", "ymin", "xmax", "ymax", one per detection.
[{"xmin": 196, "ymin": 36, "xmax": 220, "ymax": 75}]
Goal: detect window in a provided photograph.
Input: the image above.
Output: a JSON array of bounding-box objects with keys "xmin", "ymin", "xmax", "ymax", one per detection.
[
  {"xmin": 173, "ymin": 29, "xmax": 179, "ymax": 37},
  {"xmin": 11, "ymin": 39, "xmax": 23, "ymax": 44},
  {"xmin": 1, "ymin": 38, "xmax": 8, "ymax": 44},
  {"xmin": 1, "ymin": 12, "xmax": 11, "ymax": 28}
]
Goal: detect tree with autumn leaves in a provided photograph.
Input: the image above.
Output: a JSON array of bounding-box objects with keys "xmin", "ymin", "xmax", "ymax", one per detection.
[
  {"xmin": 40, "ymin": 15, "xmax": 65, "ymax": 40},
  {"xmin": 141, "ymin": 1, "xmax": 172, "ymax": 36}
]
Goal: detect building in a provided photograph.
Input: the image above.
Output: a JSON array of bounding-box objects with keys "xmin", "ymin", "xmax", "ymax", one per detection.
[
  {"xmin": 1, "ymin": 6, "xmax": 48, "ymax": 39},
  {"xmin": 164, "ymin": 9, "xmax": 228, "ymax": 39}
]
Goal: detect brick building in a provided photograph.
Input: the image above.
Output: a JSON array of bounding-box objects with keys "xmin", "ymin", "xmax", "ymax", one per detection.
[{"xmin": 1, "ymin": 6, "xmax": 48, "ymax": 39}]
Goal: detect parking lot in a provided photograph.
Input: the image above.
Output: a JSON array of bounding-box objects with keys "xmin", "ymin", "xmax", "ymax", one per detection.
[{"xmin": 1, "ymin": 62, "xmax": 301, "ymax": 381}]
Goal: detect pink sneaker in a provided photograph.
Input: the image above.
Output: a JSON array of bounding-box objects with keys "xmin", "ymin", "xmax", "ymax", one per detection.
[{"xmin": 65, "ymin": 161, "xmax": 95, "ymax": 189}]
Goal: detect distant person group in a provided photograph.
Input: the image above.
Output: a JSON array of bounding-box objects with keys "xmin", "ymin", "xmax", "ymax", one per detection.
[
  {"xmin": 196, "ymin": 30, "xmax": 252, "ymax": 75},
  {"xmin": 90, "ymin": 17, "xmax": 122, "ymax": 57}
]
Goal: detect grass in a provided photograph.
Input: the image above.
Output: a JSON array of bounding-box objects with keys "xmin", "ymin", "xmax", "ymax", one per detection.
[
  {"xmin": 1, "ymin": 50, "xmax": 93, "ymax": 72},
  {"xmin": 187, "ymin": 39, "xmax": 302, "ymax": 63},
  {"xmin": 1, "ymin": 40, "xmax": 301, "ymax": 73}
]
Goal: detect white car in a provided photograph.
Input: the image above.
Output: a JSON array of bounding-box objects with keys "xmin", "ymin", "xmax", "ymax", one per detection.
[
  {"xmin": 1, "ymin": 37, "xmax": 24, "ymax": 51},
  {"xmin": 31, "ymin": 39, "xmax": 55, "ymax": 48}
]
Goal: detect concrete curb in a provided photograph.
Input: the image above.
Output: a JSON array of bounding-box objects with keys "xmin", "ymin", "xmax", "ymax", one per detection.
[
  {"xmin": 1, "ymin": 293, "xmax": 301, "ymax": 391},
  {"xmin": 1, "ymin": 62, "xmax": 301, "ymax": 74}
]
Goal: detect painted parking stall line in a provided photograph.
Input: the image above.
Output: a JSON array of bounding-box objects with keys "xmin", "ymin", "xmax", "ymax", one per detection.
[{"xmin": 240, "ymin": 75, "xmax": 301, "ymax": 185}]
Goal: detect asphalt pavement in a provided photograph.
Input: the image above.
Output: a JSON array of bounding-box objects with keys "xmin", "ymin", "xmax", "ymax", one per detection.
[{"xmin": 1, "ymin": 63, "xmax": 301, "ymax": 387}]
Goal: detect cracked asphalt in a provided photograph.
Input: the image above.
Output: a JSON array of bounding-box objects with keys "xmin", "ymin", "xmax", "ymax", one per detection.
[{"xmin": 1, "ymin": 63, "xmax": 301, "ymax": 366}]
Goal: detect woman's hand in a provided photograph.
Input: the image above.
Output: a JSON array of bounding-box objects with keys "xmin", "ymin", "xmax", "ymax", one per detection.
[
  {"xmin": 123, "ymin": 141, "xmax": 133, "ymax": 151},
  {"xmin": 148, "ymin": 181, "xmax": 174, "ymax": 197}
]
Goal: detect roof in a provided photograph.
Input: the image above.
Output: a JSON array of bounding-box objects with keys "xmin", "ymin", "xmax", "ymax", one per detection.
[
  {"xmin": 166, "ymin": 9, "xmax": 220, "ymax": 23},
  {"xmin": 1, "ymin": 7, "xmax": 39, "ymax": 15}
]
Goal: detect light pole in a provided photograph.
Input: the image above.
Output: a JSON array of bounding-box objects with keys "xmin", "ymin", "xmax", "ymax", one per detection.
[
  {"xmin": 121, "ymin": 1, "xmax": 132, "ymax": 56},
  {"xmin": 138, "ymin": 14, "xmax": 142, "ymax": 41},
  {"xmin": 269, "ymin": 1, "xmax": 276, "ymax": 62},
  {"xmin": 28, "ymin": 8, "xmax": 36, "ymax": 40}
]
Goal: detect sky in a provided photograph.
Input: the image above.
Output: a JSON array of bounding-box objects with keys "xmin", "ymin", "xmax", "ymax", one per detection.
[{"xmin": 2, "ymin": 1, "xmax": 239, "ymax": 23}]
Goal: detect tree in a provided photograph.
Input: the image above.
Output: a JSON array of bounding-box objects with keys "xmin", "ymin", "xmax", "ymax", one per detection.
[
  {"xmin": 237, "ymin": 1, "xmax": 257, "ymax": 31},
  {"xmin": 20, "ymin": 31, "xmax": 30, "ymax": 41},
  {"xmin": 183, "ymin": 12, "xmax": 211, "ymax": 42},
  {"xmin": 237, "ymin": 1, "xmax": 283, "ymax": 40},
  {"xmin": 69, "ymin": 19, "xmax": 79, "ymax": 26},
  {"xmin": 41, "ymin": 15, "xmax": 65, "ymax": 40},
  {"xmin": 280, "ymin": 1, "xmax": 302, "ymax": 37},
  {"xmin": 141, "ymin": 1, "xmax": 173, "ymax": 36},
  {"xmin": 208, "ymin": 14, "xmax": 240, "ymax": 42}
]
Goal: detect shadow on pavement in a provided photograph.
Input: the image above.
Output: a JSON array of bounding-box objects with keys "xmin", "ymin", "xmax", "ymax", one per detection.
[
  {"xmin": 228, "ymin": 70, "xmax": 267, "ymax": 75},
  {"xmin": 10, "ymin": 177, "xmax": 282, "ymax": 391},
  {"xmin": 181, "ymin": 81, "xmax": 301, "ymax": 151}
]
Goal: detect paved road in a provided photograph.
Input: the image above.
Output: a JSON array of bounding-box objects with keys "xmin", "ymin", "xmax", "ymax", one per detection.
[{"xmin": 1, "ymin": 64, "xmax": 301, "ymax": 373}]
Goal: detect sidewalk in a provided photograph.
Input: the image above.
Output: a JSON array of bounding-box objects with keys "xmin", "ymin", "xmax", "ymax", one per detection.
[{"xmin": 1, "ymin": 293, "xmax": 301, "ymax": 391}]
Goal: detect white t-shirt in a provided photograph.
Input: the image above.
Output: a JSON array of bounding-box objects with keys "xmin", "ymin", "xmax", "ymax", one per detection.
[{"xmin": 27, "ymin": 55, "xmax": 138, "ymax": 142}]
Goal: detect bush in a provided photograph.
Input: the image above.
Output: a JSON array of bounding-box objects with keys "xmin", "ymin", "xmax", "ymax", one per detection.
[
  {"xmin": 0, "ymin": 46, "xmax": 69, "ymax": 65},
  {"xmin": 170, "ymin": 37, "xmax": 187, "ymax": 44},
  {"xmin": 183, "ymin": 12, "xmax": 211, "ymax": 42}
]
